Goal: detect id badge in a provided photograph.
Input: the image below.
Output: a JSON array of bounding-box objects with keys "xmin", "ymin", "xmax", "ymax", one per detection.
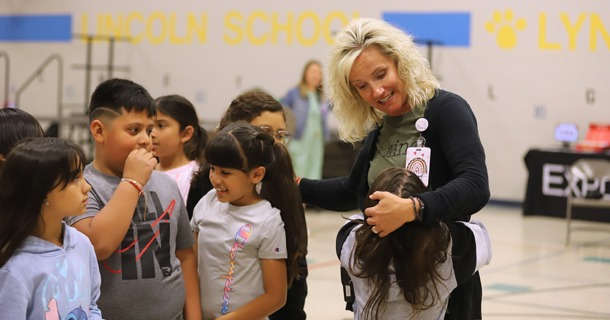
[{"xmin": 406, "ymin": 147, "xmax": 431, "ymax": 186}]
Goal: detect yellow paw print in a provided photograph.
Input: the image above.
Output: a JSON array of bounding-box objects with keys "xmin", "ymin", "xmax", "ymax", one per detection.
[{"xmin": 485, "ymin": 10, "xmax": 526, "ymax": 49}]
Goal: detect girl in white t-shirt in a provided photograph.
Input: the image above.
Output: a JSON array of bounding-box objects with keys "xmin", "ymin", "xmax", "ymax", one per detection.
[
  {"xmin": 191, "ymin": 121, "xmax": 304, "ymax": 320},
  {"xmin": 152, "ymin": 94, "xmax": 207, "ymax": 203}
]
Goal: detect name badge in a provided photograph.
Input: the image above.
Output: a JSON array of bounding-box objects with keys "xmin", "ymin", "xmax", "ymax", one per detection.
[{"xmin": 406, "ymin": 146, "xmax": 431, "ymax": 186}]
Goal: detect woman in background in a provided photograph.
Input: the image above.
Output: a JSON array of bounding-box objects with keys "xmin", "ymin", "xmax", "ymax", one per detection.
[{"xmin": 280, "ymin": 60, "xmax": 330, "ymax": 180}]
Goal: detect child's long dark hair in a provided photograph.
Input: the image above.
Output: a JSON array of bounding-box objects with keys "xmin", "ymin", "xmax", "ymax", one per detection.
[
  {"xmin": 205, "ymin": 121, "xmax": 307, "ymax": 287},
  {"xmin": 0, "ymin": 108, "xmax": 44, "ymax": 169},
  {"xmin": 155, "ymin": 94, "xmax": 207, "ymax": 164},
  {"xmin": 351, "ymin": 167, "xmax": 450, "ymax": 319},
  {"xmin": 0, "ymin": 137, "xmax": 86, "ymax": 268}
]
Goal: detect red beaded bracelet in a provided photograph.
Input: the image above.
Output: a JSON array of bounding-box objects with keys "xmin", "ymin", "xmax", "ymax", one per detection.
[{"xmin": 121, "ymin": 178, "xmax": 144, "ymax": 196}]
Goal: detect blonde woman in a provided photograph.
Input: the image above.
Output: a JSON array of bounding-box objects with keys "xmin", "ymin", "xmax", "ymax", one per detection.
[{"xmin": 298, "ymin": 18, "xmax": 490, "ymax": 319}]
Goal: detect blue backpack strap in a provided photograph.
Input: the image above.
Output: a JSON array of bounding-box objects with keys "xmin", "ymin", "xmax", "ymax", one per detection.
[{"xmin": 336, "ymin": 220, "xmax": 358, "ymax": 311}]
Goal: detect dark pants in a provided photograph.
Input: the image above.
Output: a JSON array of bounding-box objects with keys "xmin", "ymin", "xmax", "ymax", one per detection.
[
  {"xmin": 445, "ymin": 271, "xmax": 482, "ymax": 320},
  {"xmin": 270, "ymin": 258, "xmax": 308, "ymax": 320}
]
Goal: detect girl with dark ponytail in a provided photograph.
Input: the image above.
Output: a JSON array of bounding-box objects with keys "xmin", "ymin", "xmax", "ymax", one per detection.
[
  {"xmin": 187, "ymin": 90, "xmax": 309, "ymax": 320},
  {"xmin": 191, "ymin": 121, "xmax": 307, "ymax": 320}
]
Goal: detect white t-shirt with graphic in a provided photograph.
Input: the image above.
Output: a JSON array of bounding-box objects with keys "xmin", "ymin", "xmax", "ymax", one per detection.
[{"xmin": 191, "ymin": 189, "xmax": 287, "ymax": 320}]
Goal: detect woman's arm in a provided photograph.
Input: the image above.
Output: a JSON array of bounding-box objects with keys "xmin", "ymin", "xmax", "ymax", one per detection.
[
  {"xmin": 216, "ymin": 259, "xmax": 287, "ymax": 320},
  {"xmin": 176, "ymin": 247, "xmax": 202, "ymax": 320},
  {"xmin": 366, "ymin": 93, "xmax": 489, "ymax": 234},
  {"xmin": 418, "ymin": 93, "xmax": 490, "ymax": 222},
  {"xmin": 299, "ymin": 129, "xmax": 376, "ymax": 211},
  {"xmin": 299, "ymin": 176, "xmax": 358, "ymax": 211}
]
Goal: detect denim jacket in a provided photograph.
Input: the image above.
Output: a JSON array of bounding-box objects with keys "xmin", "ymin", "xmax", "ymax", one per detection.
[{"xmin": 280, "ymin": 87, "xmax": 330, "ymax": 140}]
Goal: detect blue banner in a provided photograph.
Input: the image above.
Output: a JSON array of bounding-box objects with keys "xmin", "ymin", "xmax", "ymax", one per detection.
[
  {"xmin": 383, "ymin": 12, "xmax": 471, "ymax": 47},
  {"xmin": 0, "ymin": 14, "xmax": 72, "ymax": 42}
]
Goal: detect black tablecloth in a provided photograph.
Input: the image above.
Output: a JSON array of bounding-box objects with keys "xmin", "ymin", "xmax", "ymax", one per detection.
[{"xmin": 523, "ymin": 148, "xmax": 610, "ymax": 222}]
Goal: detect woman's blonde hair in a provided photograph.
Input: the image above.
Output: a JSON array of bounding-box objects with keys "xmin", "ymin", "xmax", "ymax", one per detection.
[{"xmin": 326, "ymin": 17, "xmax": 440, "ymax": 142}]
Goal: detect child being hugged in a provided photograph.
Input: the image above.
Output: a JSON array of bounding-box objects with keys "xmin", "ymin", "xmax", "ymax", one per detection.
[
  {"xmin": 65, "ymin": 78, "xmax": 201, "ymax": 320},
  {"xmin": 340, "ymin": 167, "xmax": 492, "ymax": 320},
  {"xmin": 152, "ymin": 95, "xmax": 207, "ymax": 204},
  {"xmin": 191, "ymin": 121, "xmax": 303, "ymax": 320},
  {"xmin": 0, "ymin": 137, "xmax": 102, "ymax": 319}
]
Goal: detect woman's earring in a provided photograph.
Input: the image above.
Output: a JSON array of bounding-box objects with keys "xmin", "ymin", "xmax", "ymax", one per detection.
[{"xmin": 44, "ymin": 199, "xmax": 50, "ymax": 206}]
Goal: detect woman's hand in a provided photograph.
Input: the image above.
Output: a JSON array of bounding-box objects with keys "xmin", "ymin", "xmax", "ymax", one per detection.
[{"xmin": 364, "ymin": 191, "xmax": 414, "ymax": 237}]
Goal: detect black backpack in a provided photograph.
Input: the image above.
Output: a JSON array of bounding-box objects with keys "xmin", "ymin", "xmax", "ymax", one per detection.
[{"xmin": 335, "ymin": 220, "xmax": 359, "ymax": 311}]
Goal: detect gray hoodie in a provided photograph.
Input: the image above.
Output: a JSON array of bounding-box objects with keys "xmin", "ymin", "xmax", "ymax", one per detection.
[{"xmin": 0, "ymin": 222, "xmax": 102, "ymax": 319}]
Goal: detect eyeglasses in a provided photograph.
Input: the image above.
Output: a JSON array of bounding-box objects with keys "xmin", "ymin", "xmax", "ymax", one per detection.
[{"xmin": 258, "ymin": 125, "xmax": 291, "ymax": 145}]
